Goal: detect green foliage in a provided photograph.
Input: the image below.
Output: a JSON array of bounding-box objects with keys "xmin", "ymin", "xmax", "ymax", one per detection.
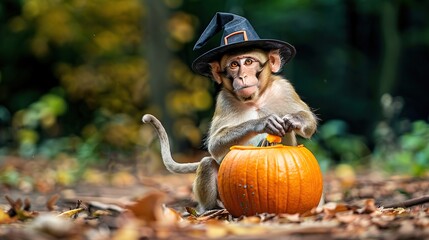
[
  {"xmin": 0, "ymin": 166, "xmax": 20, "ymax": 187},
  {"xmin": 12, "ymin": 88, "xmax": 67, "ymax": 158},
  {"xmin": 302, "ymin": 120, "xmax": 370, "ymax": 172},
  {"xmin": 373, "ymin": 120, "xmax": 429, "ymax": 177},
  {"xmin": 305, "ymin": 93, "xmax": 429, "ymax": 177},
  {"xmin": 371, "ymin": 94, "xmax": 429, "ymax": 176}
]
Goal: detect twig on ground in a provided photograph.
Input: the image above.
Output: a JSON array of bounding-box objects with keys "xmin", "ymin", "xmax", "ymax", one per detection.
[{"xmin": 382, "ymin": 195, "xmax": 429, "ymax": 208}]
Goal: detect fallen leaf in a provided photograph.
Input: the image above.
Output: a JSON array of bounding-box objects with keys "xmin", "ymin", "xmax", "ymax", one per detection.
[
  {"xmin": 57, "ymin": 208, "xmax": 84, "ymax": 218},
  {"xmin": 278, "ymin": 213, "xmax": 301, "ymax": 223},
  {"xmin": 357, "ymin": 199, "xmax": 377, "ymax": 214},
  {"xmin": 112, "ymin": 217, "xmax": 141, "ymax": 240},
  {"xmin": 160, "ymin": 205, "xmax": 182, "ymax": 226},
  {"xmin": 0, "ymin": 209, "xmax": 13, "ymax": 224},
  {"xmin": 125, "ymin": 191, "xmax": 166, "ymax": 224},
  {"xmin": 46, "ymin": 194, "xmax": 60, "ymax": 211},
  {"xmin": 185, "ymin": 206, "xmax": 199, "ymax": 217},
  {"xmin": 205, "ymin": 221, "xmax": 229, "ymax": 238},
  {"xmin": 323, "ymin": 202, "xmax": 350, "ymax": 219},
  {"xmin": 197, "ymin": 209, "xmax": 229, "ymax": 222},
  {"xmin": 335, "ymin": 210, "xmax": 357, "ymax": 223}
]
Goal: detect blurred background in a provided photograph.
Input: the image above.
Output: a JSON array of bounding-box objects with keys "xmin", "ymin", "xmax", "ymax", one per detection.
[{"xmin": 1, "ymin": 0, "xmax": 429, "ymax": 183}]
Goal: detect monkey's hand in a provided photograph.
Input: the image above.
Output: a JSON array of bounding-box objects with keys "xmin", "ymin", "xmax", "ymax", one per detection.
[
  {"xmin": 282, "ymin": 114, "xmax": 303, "ymax": 133},
  {"xmin": 255, "ymin": 114, "xmax": 289, "ymax": 137}
]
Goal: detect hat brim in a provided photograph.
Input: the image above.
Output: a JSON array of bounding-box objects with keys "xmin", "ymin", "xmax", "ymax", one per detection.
[{"xmin": 192, "ymin": 39, "xmax": 296, "ymax": 77}]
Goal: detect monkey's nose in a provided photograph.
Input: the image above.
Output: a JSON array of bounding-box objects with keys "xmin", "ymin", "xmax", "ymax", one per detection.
[{"xmin": 239, "ymin": 75, "xmax": 247, "ymax": 82}]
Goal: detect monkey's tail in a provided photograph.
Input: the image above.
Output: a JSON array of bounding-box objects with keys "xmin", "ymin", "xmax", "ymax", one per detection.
[{"xmin": 142, "ymin": 114, "xmax": 199, "ymax": 173}]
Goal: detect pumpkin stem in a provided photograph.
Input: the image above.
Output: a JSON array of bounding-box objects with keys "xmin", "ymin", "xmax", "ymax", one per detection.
[
  {"xmin": 257, "ymin": 134, "xmax": 282, "ymax": 147},
  {"xmin": 267, "ymin": 134, "xmax": 282, "ymax": 144}
]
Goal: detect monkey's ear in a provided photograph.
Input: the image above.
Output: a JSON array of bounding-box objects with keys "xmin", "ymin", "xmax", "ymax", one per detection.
[
  {"xmin": 209, "ymin": 62, "xmax": 222, "ymax": 84},
  {"xmin": 268, "ymin": 49, "xmax": 282, "ymax": 73}
]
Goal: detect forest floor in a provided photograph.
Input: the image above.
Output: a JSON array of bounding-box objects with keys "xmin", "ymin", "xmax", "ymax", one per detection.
[{"xmin": 0, "ymin": 156, "xmax": 428, "ymax": 239}]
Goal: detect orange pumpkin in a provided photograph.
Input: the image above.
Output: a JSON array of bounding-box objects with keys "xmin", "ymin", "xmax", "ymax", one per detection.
[{"xmin": 217, "ymin": 137, "xmax": 323, "ymax": 217}]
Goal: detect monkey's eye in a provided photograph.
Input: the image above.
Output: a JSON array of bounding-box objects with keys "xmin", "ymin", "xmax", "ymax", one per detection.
[
  {"xmin": 244, "ymin": 58, "xmax": 254, "ymax": 65},
  {"xmin": 229, "ymin": 61, "xmax": 239, "ymax": 69}
]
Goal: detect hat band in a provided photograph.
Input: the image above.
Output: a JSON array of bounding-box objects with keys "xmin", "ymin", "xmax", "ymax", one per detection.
[{"xmin": 224, "ymin": 31, "xmax": 248, "ymax": 45}]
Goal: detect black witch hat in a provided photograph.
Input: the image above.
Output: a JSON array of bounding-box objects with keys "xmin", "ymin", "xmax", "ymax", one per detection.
[{"xmin": 192, "ymin": 12, "xmax": 296, "ymax": 77}]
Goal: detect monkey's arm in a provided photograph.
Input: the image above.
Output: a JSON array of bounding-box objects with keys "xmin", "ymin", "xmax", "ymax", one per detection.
[
  {"xmin": 207, "ymin": 120, "xmax": 258, "ymax": 162},
  {"xmin": 208, "ymin": 114, "xmax": 287, "ymax": 162}
]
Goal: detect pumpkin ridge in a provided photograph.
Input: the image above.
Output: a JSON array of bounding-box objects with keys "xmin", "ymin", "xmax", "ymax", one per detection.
[
  {"xmin": 263, "ymin": 152, "xmax": 269, "ymax": 214},
  {"xmin": 294, "ymin": 150, "xmax": 303, "ymax": 213},
  {"xmin": 286, "ymin": 149, "xmax": 294, "ymax": 213},
  {"xmin": 287, "ymin": 149, "xmax": 300, "ymax": 213},
  {"xmin": 300, "ymin": 150, "xmax": 308, "ymax": 211},
  {"xmin": 283, "ymin": 150, "xmax": 290, "ymax": 211},
  {"xmin": 303, "ymin": 148, "xmax": 317, "ymax": 207},
  {"xmin": 269, "ymin": 151, "xmax": 277, "ymax": 213},
  {"xmin": 277, "ymin": 148, "xmax": 287, "ymax": 213},
  {"xmin": 259, "ymin": 150, "xmax": 268, "ymax": 214},
  {"xmin": 224, "ymin": 151, "xmax": 236, "ymax": 215},
  {"xmin": 229, "ymin": 151, "xmax": 241, "ymax": 216},
  {"xmin": 302, "ymin": 147, "xmax": 323, "ymax": 205},
  {"xmin": 253, "ymin": 151, "xmax": 259, "ymax": 214},
  {"xmin": 235, "ymin": 150, "xmax": 247, "ymax": 216},
  {"xmin": 246, "ymin": 149, "xmax": 259, "ymax": 215},
  {"xmin": 275, "ymin": 152, "xmax": 280, "ymax": 213},
  {"xmin": 282, "ymin": 149, "xmax": 289, "ymax": 212},
  {"xmin": 243, "ymin": 149, "xmax": 249, "ymax": 215}
]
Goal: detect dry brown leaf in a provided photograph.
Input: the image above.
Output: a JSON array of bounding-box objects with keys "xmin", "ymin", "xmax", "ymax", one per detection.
[
  {"xmin": 323, "ymin": 202, "xmax": 350, "ymax": 219},
  {"xmin": 335, "ymin": 210, "xmax": 358, "ymax": 223},
  {"xmin": 125, "ymin": 191, "xmax": 166, "ymax": 224},
  {"xmin": 196, "ymin": 209, "xmax": 229, "ymax": 222},
  {"xmin": 278, "ymin": 213, "xmax": 301, "ymax": 223},
  {"xmin": 160, "ymin": 205, "xmax": 182, "ymax": 226},
  {"xmin": 357, "ymin": 199, "xmax": 377, "ymax": 214},
  {"xmin": 46, "ymin": 194, "xmax": 60, "ymax": 211},
  {"xmin": 4, "ymin": 196, "xmax": 38, "ymax": 220}
]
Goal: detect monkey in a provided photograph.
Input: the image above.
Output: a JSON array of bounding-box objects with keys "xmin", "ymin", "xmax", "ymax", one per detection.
[{"xmin": 143, "ymin": 48, "xmax": 318, "ymax": 213}]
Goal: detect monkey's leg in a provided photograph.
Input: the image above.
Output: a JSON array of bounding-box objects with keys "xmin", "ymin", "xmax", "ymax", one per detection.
[{"xmin": 193, "ymin": 157, "xmax": 221, "ymax": 213}]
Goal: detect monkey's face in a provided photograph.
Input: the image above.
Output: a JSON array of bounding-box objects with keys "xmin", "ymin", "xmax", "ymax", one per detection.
[
  {"xmin": 209, "ymin": 49, "xmax": 281, "ymax": 102},
  {"xmin": 219, "ymin": 50, "xmax": 268, "ymax": 101}
]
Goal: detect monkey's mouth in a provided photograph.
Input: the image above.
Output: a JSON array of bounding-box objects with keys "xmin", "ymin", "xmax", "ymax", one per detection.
[{"xmin": 235, "ymin": 85, "xmax": 258, "ymax": 99}]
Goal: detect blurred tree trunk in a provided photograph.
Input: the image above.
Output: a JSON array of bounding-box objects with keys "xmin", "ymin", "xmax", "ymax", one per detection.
[
  {"xmin": 378, "ymin": 1, "xmax": 401, "ymax": 98},
  {"xmin": 144, "ymin": 0, "xmax": 174, "ymax": 145}
]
